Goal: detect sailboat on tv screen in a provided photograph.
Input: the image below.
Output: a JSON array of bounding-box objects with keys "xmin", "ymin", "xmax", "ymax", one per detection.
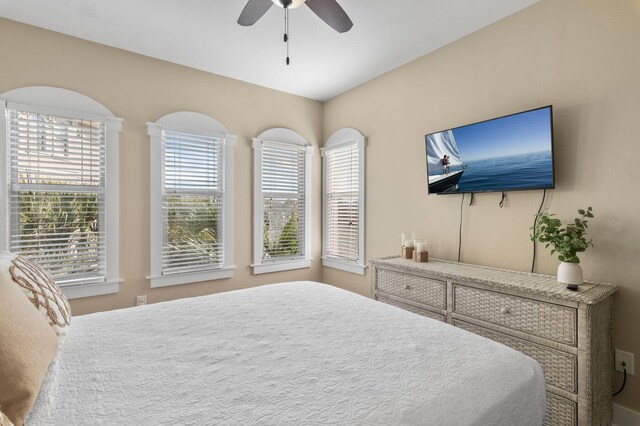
[{"xmin": 426, "ymin": 130, "xmax": 465, "ymax": 194}]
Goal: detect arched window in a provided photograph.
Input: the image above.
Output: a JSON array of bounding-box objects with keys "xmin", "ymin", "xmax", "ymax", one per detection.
[
  {"xmin": 147, "ymin": 112, "xmax": 236, "ymax": 287},
  {"xmin": 0, "ymin": 86, "xmax": 123, "ymax": 298},
  {"xmin": 322, "ymin": 128, "xmax": 366, "ymax": 275},
  {"xmin": 252, "ymin": 128, "xmax": 313, "ymax": 274}
]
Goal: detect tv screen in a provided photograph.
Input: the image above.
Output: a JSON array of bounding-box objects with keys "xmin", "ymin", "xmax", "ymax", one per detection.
[{"xmin": 425, "ymin": 106, "xmax": 554, "ymax": 195}]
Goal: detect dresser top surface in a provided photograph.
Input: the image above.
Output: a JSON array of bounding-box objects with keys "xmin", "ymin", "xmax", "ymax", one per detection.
[{"xmin": 370, "ymin": 257, "xmax": 617, "ymax": 304}]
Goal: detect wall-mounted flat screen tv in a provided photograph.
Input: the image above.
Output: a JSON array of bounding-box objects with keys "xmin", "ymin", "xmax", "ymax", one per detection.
[{"xmin": 425, "ymin": 106, "xmax": 554, "ymax": 195}]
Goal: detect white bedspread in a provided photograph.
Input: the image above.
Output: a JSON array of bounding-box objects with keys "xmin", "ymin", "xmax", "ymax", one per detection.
[{"xmin": 28, "ymin": 281, "xmax": 545, "ymax": 425}]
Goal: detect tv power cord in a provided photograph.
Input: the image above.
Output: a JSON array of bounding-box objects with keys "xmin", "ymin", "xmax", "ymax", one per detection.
[
  {"xmin": 613, "ymin": 361, "xmax": 627, "ymax": 396},
  {"xmin": 531, "ymin": 189, "xmax": 547, "ymax": 273},
  {"xmin": 458, "ymin": 193, "xmax": 464, "ymax": 262}
]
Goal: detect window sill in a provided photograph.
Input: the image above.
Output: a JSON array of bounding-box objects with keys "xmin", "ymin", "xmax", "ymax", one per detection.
[
  {"xmin": 322, "ymin": 258, "xmax": 367, "ymax": 275},
  {"xmin": 147, "ymin": 267, "xmax": 234, "ymax": 288},
  {"xmin": 60, "ymin": 279, "xmax": 121, "ymax": 300},
  {"xmin": 252, "ymin": 259, "xmax": 312, "ymax": 275}
]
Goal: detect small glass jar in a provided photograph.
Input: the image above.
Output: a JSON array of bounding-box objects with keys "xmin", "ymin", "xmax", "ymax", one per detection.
[{"xmin": 401, "ymin": 233, "xmax": 415, "ymax": 248}]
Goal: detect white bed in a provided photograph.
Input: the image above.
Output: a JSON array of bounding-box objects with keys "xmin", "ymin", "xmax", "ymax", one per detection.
[{"xmin": 28, "ymin": 281, "xmax": 545, "ymax": 425}]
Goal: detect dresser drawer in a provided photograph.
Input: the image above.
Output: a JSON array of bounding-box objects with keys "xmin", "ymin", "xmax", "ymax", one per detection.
[
  {"xmin": 454, "ymin": 320, "xmax": 577, "ymax": 393},
  {"xmin": 453, "ymin": 284, "xmax": 577, "ymax": 346},
  {"xmin": 377, "ymin": 295, "xmax": 446, "ymax": 322},
  {"xmin": 545, "ymin": 392, "xmax": 577, "ymax": 426},
  {"xmin": 376, "ymin": 269, "xmax": 446, "ymax": 309}
]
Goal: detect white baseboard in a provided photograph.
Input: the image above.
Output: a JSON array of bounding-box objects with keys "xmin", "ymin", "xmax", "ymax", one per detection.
[{"xmin": 613, "ymin": 403, "xmax": 640, "ymax": 426}]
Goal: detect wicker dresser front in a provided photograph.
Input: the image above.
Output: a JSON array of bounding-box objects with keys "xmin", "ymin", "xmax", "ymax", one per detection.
[{"xmin": 370, "ymin": 257, "xmax": 617, "ymax": 426}]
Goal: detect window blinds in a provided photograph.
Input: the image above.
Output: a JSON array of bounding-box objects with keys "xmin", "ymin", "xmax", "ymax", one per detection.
[
  {"xmin": 325, "ymin": 143, "xmax": 359, "ymax": 261},
  {"xmin": 261, "ymin": 142, "xmax": 305, "ymax": 260},
  {"xmin": 8, "ymin": 108, "xmax": 106, "ymax": 284},
  {"xmin": 162, "ymin": 130, "xmax": 224, "ymax": 275}
]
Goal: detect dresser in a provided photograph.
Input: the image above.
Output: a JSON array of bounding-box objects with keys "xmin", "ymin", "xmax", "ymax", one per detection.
[{"xmin": 370, "ymin": 257, "xmax": 617, "ymax": 426}]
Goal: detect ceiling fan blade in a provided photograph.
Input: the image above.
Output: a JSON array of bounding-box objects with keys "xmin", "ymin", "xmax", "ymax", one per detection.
[
  {"xmin": 238, "ymin": 0, "xmax": 273, "ymax": 26},
  {"xmin": 305, "ymin": 0, "xmax": 353, "ymax": 33}
]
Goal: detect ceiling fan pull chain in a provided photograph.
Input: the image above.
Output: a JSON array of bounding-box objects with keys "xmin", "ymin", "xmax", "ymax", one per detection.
[
  {"xmin": 285, "ymin": 7, "xmax": 290, "ymax": 65},
  {"xmin": 283, "ymin": 7, "xmax": 287, "ymax": 43}
]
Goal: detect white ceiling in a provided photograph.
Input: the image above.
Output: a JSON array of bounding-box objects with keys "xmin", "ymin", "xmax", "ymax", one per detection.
[{"xmin": 0, "ymin": 0, "xmax": 539, "ymax": 101}]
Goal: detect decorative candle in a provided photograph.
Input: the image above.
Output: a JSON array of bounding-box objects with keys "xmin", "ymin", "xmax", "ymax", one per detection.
[
  {"xmin": 401, "ymin": 233, "xmax": 415, "ymax": 247},
  {"xmin": 416, "ymin": 242, "xmax": 426, "ymax": 252}
]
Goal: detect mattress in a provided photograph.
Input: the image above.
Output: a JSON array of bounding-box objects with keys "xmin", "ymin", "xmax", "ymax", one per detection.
[{"xmin": 28, "ymin": 281, "xmax": 545, "ymax": 425}]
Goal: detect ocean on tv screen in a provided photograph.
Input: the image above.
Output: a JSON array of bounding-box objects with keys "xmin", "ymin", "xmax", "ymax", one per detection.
[{"xmin": 451, "ymin": 150, "xmax": 552, "ymax": 193}]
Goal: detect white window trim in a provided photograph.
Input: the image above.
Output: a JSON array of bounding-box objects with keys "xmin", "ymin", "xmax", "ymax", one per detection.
[
  {"xmin": 321, "ymin": 128, "xmax": 366, "ymax": 275},
  {"xmin": 0, "ymin": 86, "xmax": 123, "ymax": 299},
  {"xmin": 146, "ymin": 111, "xmax": 236, "ymax": 288},
  {"xmin": 251, "ymin": 128, "xmax": 313, "ymax": 275}
]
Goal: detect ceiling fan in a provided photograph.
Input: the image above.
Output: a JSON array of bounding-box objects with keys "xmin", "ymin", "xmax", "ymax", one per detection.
[{"xmin": 238, "ymin": 0, "xmax": 353, "ymax": 65}]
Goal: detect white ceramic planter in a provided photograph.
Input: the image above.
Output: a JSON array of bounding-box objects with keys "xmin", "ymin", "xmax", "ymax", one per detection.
[{"xmin": 557, "ymin": 261, "xmax": 583, "ymax": 289}]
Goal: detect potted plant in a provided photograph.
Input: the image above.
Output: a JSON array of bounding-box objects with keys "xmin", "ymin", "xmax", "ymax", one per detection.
[{"xmin": 531, "ymin": 207, "xmax": 594, "ymax": 290}]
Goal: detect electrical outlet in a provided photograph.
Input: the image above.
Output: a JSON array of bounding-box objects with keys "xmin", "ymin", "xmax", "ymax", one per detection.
[
  {"xmin": 615, "ymin": 349, "xmax": 635, "ymax": 375},
  {"xmin": 136, "ymin": 295, "xmax": 147, "ymax": 306}
]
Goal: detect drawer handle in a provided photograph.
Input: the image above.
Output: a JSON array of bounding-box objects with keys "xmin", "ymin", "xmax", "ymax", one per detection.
[
  {"xmin": 500, "ymin": 306, "xmax": 511, "ymax": 314},
  {"xmin": 403, "ymin": 284, "xmax": 411, "ymax": 290}
]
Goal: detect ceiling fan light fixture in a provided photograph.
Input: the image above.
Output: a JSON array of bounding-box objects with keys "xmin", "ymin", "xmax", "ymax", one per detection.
[{"xmin": 272, "ymin": 0, "xmax": 306, "ymax": 9}]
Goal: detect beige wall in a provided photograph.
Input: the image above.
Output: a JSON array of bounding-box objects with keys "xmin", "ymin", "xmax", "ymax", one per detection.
[
  {"xmin": 0, "ymin": 18, "xmax": 324, "ymax": 316},
  {"xmin": 323, "ymin": 0, "xmax": 640, "ymax": 411}
]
